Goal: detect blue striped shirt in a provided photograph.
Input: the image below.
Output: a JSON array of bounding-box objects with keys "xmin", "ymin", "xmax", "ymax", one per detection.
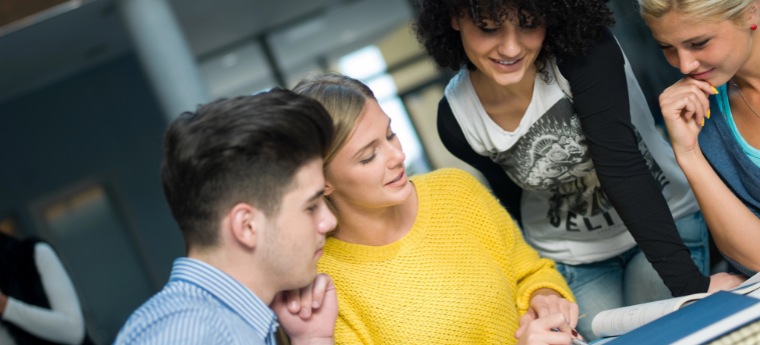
[{"xmin": 114, "ymin": 258, "xmax": 278, "ymax": 345}]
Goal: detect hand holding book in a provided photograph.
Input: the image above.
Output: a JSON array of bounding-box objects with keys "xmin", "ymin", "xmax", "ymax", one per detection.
[{"xmin": 592, "ymin": 272, "xmax": 760, "ymax": 338}]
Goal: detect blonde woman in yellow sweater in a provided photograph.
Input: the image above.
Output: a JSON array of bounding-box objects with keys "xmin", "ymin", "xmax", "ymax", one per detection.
[{"xmin": 287, "ymin": 73, "xmax": 580, "ymax": 345}]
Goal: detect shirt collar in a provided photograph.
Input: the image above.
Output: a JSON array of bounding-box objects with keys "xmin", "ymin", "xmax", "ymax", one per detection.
[{"xmin": 169, "ymin": 257, "xmax": 279, "ymax": 340}]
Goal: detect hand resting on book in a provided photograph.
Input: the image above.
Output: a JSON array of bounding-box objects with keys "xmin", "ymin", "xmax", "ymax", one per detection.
[{"xmin": 708, "ymin": 272, "xmax": 747, "ymax": 293}]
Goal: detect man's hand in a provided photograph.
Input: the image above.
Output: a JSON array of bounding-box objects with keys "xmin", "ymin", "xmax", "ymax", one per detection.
[{"xmin": 271, "ymin": 274, "xmax": 337, "ymax": 345}]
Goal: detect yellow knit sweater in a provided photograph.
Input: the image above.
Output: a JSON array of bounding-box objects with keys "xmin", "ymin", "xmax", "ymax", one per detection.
[{"xmin": 318, "ymin": 168, "xmax": 573, "ymax": 344}]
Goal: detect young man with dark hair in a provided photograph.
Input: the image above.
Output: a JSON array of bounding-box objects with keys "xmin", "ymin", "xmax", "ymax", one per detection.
[{"xmin": 115, "ymin": 89, "xmax": 338, "ymax": 345}]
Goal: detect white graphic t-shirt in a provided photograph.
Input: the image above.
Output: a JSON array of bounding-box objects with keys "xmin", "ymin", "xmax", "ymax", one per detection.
[{"xmin": 444, "ymin": 59, "xmax": 697, "ymax": 264}]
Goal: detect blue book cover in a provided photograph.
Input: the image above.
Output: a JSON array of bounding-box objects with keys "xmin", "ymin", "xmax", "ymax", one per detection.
[{"xmin": 606, "ymin": 291, "xmax": 760, "ymax": 345}]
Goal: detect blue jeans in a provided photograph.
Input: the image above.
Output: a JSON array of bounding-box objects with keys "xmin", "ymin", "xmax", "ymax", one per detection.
[{"xmin": 556, "ymin": 211, "xmax": 709, "ymax": 341}]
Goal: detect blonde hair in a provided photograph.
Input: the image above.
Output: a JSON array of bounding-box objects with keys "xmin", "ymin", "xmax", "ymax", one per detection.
[
  {"xmin": 292, "ymin": 73, "xmax": 376, "ymax": 169},
  {"xmin": 292, "ymin": 73, "xmax": 376, "ymax": 219},
  {"xmin": 638, "ymin": 0, "xmax": 754, "ymax": 24}
]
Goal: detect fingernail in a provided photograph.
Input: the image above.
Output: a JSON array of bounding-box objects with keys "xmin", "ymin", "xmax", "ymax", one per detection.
[
  {"xmin": 707, "ymin": 109, "xmax": 711, "ymax": 119},
  {"xmin": 711, "ymin": 86, "xmax": 719, "ymax": 94},
  {"xmin": 702, "ymin": 118, "xmax": 705, "ymax": 127},
  {"xmin": 572, "ymin": 329, "xmax": 579, "ymax": 337},
  {"xmin": 289, "ymin": 300, "xmax": 298, "ymax": 310},
  {"xmin": 312, "ymin": 300, "xmax": 320, "ymax": 308}
]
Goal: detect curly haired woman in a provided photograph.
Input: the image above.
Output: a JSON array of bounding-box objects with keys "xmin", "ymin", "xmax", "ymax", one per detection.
[{"xmin": 413, "ymin": 0, "xmax": 741, "ymax": 339}]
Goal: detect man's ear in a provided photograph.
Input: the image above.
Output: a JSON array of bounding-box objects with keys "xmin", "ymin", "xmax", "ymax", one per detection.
[{"xmin": 228, "ymin": 203, "xmax": 261, "ymax": 249}]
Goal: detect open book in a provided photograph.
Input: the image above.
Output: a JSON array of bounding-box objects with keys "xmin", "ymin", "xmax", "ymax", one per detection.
[
  {"xmin": 592, "ymin": 272, "xmax": 760, "ymax": 338},
  {"xmin": 592, "ymin": 291, "xmax": 760, "ymax": 345}
]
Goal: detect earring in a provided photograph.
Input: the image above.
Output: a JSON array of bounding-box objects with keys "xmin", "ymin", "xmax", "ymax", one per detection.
[{"xmin": 752, "ymin": 24, "xmax": 758, "ymax": 31}]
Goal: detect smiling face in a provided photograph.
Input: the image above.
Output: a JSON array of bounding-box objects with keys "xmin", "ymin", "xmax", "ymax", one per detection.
[
  {"xmin": 647, "ymin": 10, "xmax": 755, "ymax": 85},
  {"xmin": 451, "ymin": 10, "xmax": 546, "ymax": 88},
  {"xmin": 259, "ymin": 158, "xmax": 336, "ymax": 290},
  {"xmin": 324, "ymin": 99, "xmax": 412, "ymax": 211}
]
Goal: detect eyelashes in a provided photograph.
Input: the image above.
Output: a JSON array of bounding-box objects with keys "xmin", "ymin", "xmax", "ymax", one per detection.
[
  {"xmin": 359, "ymin": 132, "xmax": 397, "ymax": 165},
  {"xmin": 658, "ymin": 39, "xmax": 709, "ymax": 50}
]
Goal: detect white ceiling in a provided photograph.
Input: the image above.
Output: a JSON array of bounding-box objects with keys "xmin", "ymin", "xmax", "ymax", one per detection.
[
  {"xmin": 170, "ymin": 0, "xmax": 342, "ymax": 57},
  {"xmin": 0, "ymin": 0, "xmax": 414, "ymax": 103}
]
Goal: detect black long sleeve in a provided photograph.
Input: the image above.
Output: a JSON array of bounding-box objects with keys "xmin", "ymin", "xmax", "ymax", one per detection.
[{"xmin": 558, "ymin": 29, "xmax": 708, "ymax": 296}]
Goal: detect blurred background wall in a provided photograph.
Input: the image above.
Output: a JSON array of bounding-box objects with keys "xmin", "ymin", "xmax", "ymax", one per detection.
[{"xmin": 0, "ymin": 0, "xmax": 682, "ymax": 342}]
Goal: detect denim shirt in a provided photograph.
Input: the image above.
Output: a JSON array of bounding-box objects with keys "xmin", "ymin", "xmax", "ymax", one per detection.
[{"xmin": 702, "ymin": 85, "xmax": 760, "ymax": 276}]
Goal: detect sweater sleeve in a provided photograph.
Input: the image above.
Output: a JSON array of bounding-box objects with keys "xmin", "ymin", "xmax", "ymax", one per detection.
[
  {"xmin": 437, "ymin": 97, "xmax": 524, "ymax": 225},
  {"xmin": 557, "ymin": 29, "xmax": 709, "ymax": 296},
  {"xmin": 461, "ymin": 171, "xmax": 573, "ymax": 313},
  {"xmin": 3, "ymin": 243, "xmax": 86, "ymax": 344}
]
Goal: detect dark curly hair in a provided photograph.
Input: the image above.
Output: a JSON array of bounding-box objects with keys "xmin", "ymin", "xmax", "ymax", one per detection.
[{"xmin": 413, "ymin": 0, "xmax": 615, "ymax": 76}]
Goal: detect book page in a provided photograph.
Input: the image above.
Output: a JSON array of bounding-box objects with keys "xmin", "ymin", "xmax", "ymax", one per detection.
[
  {"xmin": 737, "ymin": 273, "xmax": 760, "ymax": 299},
  {"xmin": 605, "ymin": 292, "xmax": 760, "ymax": 344},
  {"xmin": 732, "ymin": 272, "xmax": 760, "ymax": 295},
  {"xmin": 591, "ymin": 295, "xmax": 704, "ymax": 338}
]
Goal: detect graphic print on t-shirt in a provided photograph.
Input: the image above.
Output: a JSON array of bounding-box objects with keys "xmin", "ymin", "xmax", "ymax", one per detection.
[
  {"xmin": 492, "ymin": 99, "xmax": 593, "ymax": 191},
  {"xmin": 491, "ymin": 97, "xmax": 667, "ymax": 235}
]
